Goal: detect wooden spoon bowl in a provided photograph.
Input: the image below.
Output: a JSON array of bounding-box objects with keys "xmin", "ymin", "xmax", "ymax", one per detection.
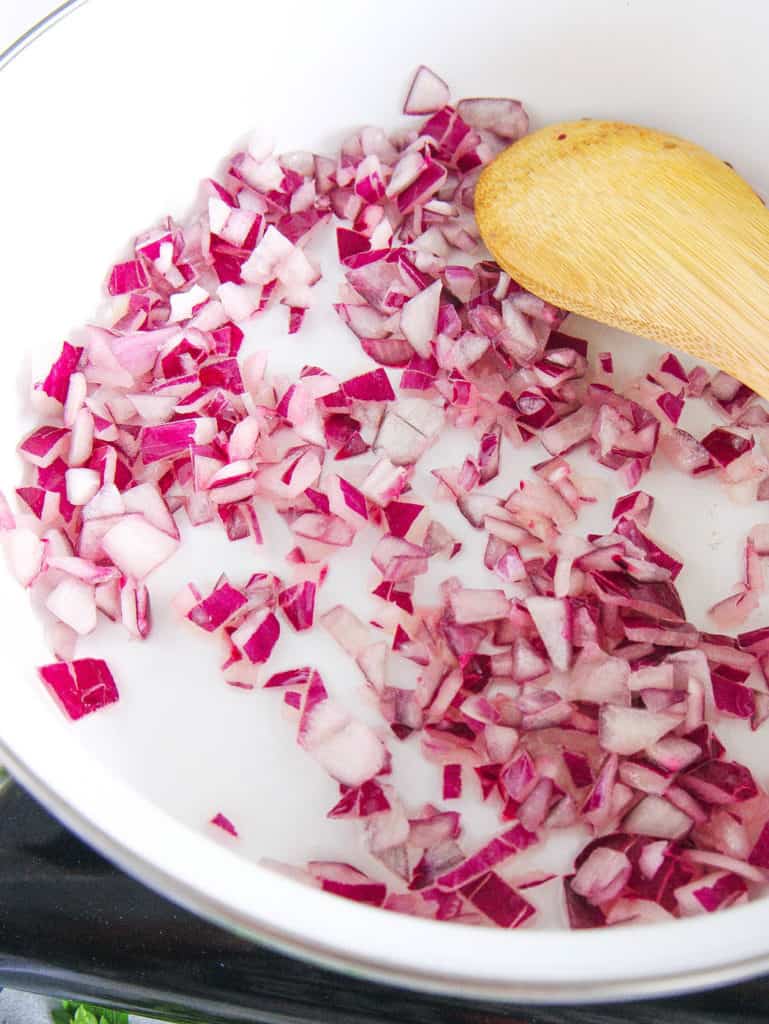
[{"xmin": 475, "ymin": 120, "xmax": 769, "ymax": 397}]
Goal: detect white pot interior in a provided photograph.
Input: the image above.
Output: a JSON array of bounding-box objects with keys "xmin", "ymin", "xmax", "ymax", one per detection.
[{"xmin": 2, "ymin": 0, "xmax": 769, "ymax": 1001}]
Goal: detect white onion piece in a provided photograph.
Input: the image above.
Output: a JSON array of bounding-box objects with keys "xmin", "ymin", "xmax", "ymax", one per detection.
[
  {"xmin": 525, "ymin": 596, "xmax": 572, "ymax": 671},
  {"xmin": 65, "ymin": 468, "xmax": 101, "ymax": 507},
  {"xmin": 63, "ymin": 372, "xmax": 87, "ymax": 427},
  {"xmin": 320, "ymin": 606, "xmax": 374, "ymax": 658},
  {"xmin": 83, "ymin": 485, "xmax": 125, "ymax": 521},
  {"xmin": 68, "ymin": 408, "xmax": 94, "ymax": 467},
  {"xmin": 456, "ymin": 97, "xmax": 529, "ymax": 140},
  {"xmin": 399, "ymin": 280, "xmax": 441, "ymax": 357},
  {"xmin": 450, "ymin": 588, "xmax": 511, "ymax": 624},
  {"xmin": 572, "ymin": 848, "xmax": 632, "ymax": 906},
  {"xmin": 44, "ymin": 619, "xmax": 78, "ymax": 662},
  {"xmin": 386, "ymin": 151, "xmax": 427, "ymax": 198},
  {"xmin": 647, "ymin": 737, "xmax": 701, "ymax": 772},
  {"xmin": 45, "ymin": 577, "xmax": 97, "ymax": 635},
  {"xmin": 120, "ymin": 577, "xmax": 150, "ymax": 638},
  {"xmin": 301, "ymin": 700, "xmax": 385, "ymax": 787},
  {"xmin": 403, "ymin": 65, "xmax": 450, "ymax": 115},
  {"xmin": 4, "ymin": 529, "xmax": 45, "ymax": 587},
  {"xmin": 484, "ymin": 724, "xmax": 519, "ymax": 762},
  {"xmin": 624, "ymin": 796, "xmax": 693, "ymax": 839},
  {"xmin": 101, "ymin": 516, "xmax": 179, "ymax": 580},
  {"xmin": 127, "ymin": 393, "xmax": 177, "ymax": 423},
  {"xmin": 376, "ymin": 414, "xmax": 427, "ymax": 466},
  {"xmin": 599, "ymin": 707, "xmax": 681, "ymax": 756},
  {"xmin": 122, "ymin": 483, "xmax": 179, "ymax": 539},
  {"xmin": 606, "ymin": 899, "xmax": 674, "ymax": 926},
  {"xmin": 357, "ymin": 642, "xmax": 388, "ymax": 694},
  {"xmin": 361, "ymin": 458, "xmax": 409, "ymax": 504},
  {"xmin": 95, "ymin": 577, "xmax": 122, "ymax": 621},
  {"xmin": 46, "ymin": 556, "xmax": 117, "ymax": 585},
  {"xmin": 681, "ymin": 849, "xmax": 766, "ymax": 884},
  {"xmin": 675, "ymin": 871, "xmax": 748, "ymax": 916}
]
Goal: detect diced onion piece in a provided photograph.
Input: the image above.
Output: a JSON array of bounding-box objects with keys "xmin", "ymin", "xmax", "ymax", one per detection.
[
  {"xmin": 65, "ymin": 468, "xmax": 101, "ymax": 506},
  {"xmin": 450, "ymin": 588, "xmax": 511, "ymax": 624},
  {"xmin": 456, "ymin": 97, "xmax": 529, "ymax": 140},
  {"xmin": 399, "ymin": 280, "xmax": 441, "ymax": 357},
  {"xmin": 102, "ymin": 515, "xmax": 179, "ymax": 580},
  {"xmin": 525, "ymin": 596, "xmax": 572, "ymax": 670},
  {"xmin": 4, "ymin": 528, "xmax": 45, "ymax": 587},
  {"xmin": 572, "ymin": 847, "xmax": 631, "ymax": 906},
  {"xmin": 599, "ymin": 706, "xmax": 681, "ymax": 756},
  {"xmin": 45, "ymin": 577, "xmax": 97, "ymax": 635},
  {"xmin": 403, "ymin": 66, "xmax": 450, "ymax": 115},
  {"xmin": 624, "ymin": 796, "xmax": 693, "ymax": 839},
  {"xmin": 37, "ymin": 659, "xmax": 118, "ymax": 720}
]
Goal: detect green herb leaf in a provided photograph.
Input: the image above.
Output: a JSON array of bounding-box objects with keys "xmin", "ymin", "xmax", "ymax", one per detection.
[
  {"xmin": 52, "ymin": 1002, "xmax": 129, "ymax": 1024},
  {"xmin": 99, "ymin": 1012, "xmax": 130, "ymax": 1024},
  {"xmin": 73, "ymin": 1008, "xmax": 98, "ymax": 1024}
]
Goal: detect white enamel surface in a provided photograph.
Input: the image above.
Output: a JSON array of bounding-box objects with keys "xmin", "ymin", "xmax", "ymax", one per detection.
[{"xmin": 2, "ymin": 0, "xmax": 769, "ymax": 1001}]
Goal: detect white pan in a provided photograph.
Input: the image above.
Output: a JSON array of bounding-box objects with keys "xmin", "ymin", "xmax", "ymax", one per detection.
[{"xmin": 2, "ymin": 0, "xmax": 769, "ymax": 1003}]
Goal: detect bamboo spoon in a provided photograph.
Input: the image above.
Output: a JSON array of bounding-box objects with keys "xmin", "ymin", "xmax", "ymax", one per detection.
[{"xmin": 475, "ymin": 120, "xmax": 769, "ymax": 397}]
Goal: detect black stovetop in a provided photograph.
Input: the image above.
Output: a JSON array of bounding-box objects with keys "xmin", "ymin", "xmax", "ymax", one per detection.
[{"xmin": 0, "ymin": 782, "xmax": 767, "ymax": 1024}]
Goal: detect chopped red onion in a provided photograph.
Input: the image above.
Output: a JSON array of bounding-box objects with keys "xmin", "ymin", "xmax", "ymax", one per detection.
[
  {"xmin": 278, "ymin": 581, "xmax": 316, "ymax": 632},
  {"xmin": 9, "ymin": 64, "xmax": 769, "ymax": 932},
  {"xmin": 46, "ymin": 577, "xmax": 98, "ymax": 636},
  {"xmin": 442, "ymin": 764, "xmax": 462, "ymax": 800},
  {"xmin": 675, "ymin": 871, "xmax": 748, "ymax": 915},
  {"xmin": 102, "ymin": 515, "xmax": 179, "ymax": 580},
  {"xmin": 455, "ymin": 97, "xmax": 529, "ymax": 141},
  {"xmin": 343, "ymin": 368, "xmax": 396, "ymax": 402},
  {"xmin": 399, "ymin": 280, "xmax": 441, "ymax": 357},
  {"xmin": 329, "ymin": 780, "xmax": 391, "ymax": 818},
  {"xmin": 4, "ymin": 528, "xmax": 46, "ymax": 587},
  {"xmin": 372, "ymin": 534, "xmax": 429, "ymax": 582},
  {"xmin": 231, "ymin": 609, "xmax": 280, "ymax": 664},
  {"xmin": 301, "ymin": 702, "xmax": 386, "ymax": 788},
  {"xmin": 682, "ymin": 849, "xmax": 765, "ymax": 884},
  {"xmin": 38, "ymin": 342, "xmax": 83, "ymax": 405},
  {"xmin": 450, "ymin": 587, "xmax": 511, "ymax": 624},
  {"xmin": 403, "ymin": 66, "xmax": 451, "ymax": 116},
  {"xmin": 564, "ymin": 875, "xmax": 607, "ymax": 928},
  {"xmin": 680, "ymin": 760, "xmax": 758, "ymax": 805},
  {"xmin": 437, "ymin": 825, "xmax": 538, "ymax": 889},
  {"xmin": 624, "ymin": 795, "xmax": 693, "ymax": 839},
  {"xmin": 525, "ymin": 596, "xmax": 572, "ymax": 671},
  {"xmin": 312, "ymin": 864, "xmax": 387, "ymax": 907},
  {"xmin": 540, "ymin": 407, "xmax": 595, "ymax": 457},
  {"xmin": 461, "ymin": 871, "xmax": 535, "ymax": 928},
  {"xmin": 701, "ymin": 428, "xmax": 754, "ymax": 467},
  {"xmin": 210, "ymin": 812, "xmax": 238, "ymax": 836},
  {"xmin": 599, "ymin": 707, "xmax": 681, "ymax": 756},
  {"xmin": 383, "ymin": 500, "xmax": 424, "ymax": 538},
  {"xmin": 572, "ymin": 847, "xmax": 632, "ymax": 905},
  {"xmin": 188, "ymin": 580, "xmax": 247, "ymax": 632},
  {"xmin": 37, "ymin": 659, "xmax": 118, "ymax": 720}
]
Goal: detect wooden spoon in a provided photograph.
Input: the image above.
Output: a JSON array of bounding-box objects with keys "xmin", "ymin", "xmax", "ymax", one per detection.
[{"xmin": 475, "ymin": 120, "xmax": 769, "ymax": 396}]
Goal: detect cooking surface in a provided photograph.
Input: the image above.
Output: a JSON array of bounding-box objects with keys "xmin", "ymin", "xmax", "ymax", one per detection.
[{"xmin": 0, "ymin": 781, "xmax": 766, "ymax": 1024}]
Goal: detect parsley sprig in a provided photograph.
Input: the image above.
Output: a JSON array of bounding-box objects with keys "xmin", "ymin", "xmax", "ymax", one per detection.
[{"xmin": 52, "ymin": 1002, "xmax": 129, "ymax": 1024}]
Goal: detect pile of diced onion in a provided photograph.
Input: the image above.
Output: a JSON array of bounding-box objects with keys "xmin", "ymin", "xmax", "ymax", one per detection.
[{"xmin": 6, "ymin": 64, "xmax": 769, "ymax": 930}]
